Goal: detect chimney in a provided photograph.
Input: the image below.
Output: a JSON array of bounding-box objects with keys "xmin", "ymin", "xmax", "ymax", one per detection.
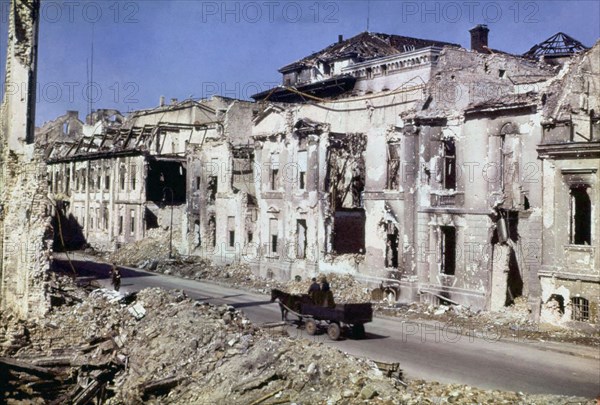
[
  {"xmin": 338, "ymin": 34, "xmax": 343, "ymax": 43},
  {"xmin": 469, "ymin": 24, "xmax": 489, "ymax": 53},
  {"xmin": 159, "ymin": 96, "xmax": 165, "ymax": 107}
]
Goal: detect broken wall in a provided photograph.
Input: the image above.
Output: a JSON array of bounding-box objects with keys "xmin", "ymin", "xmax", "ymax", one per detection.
[
  {"xmin": 537, "ymin": 42, "xmax": 600, "ymax": 326},
  {"xmin": 0, "ymin": 0, "xmax": 52, "ymax": 319}
]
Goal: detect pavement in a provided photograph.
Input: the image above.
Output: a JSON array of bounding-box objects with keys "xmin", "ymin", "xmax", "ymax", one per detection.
[{"xmin": 53, "ymin": 252, "xmax": 600, "ymax": 398}]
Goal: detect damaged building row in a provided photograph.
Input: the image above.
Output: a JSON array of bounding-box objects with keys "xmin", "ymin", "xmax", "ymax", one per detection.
[{"xmin": 41, "ymin": 26, "xmax": 600, "ymax": 324}]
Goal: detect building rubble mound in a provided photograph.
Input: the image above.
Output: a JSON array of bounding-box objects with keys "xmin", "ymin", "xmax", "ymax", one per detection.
[{"xmin": 0, "ymin": 274, "xmax": 595, "ymax": 404}]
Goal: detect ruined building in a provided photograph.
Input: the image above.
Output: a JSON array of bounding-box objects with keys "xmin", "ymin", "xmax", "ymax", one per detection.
[
  {"xmin": 43, "ymin": 26, "xmax": 599, "ymax": 322},
  {"xmin": 0, "ymin": 0, "xmax": 53, "ymax": 319},
  {"xmin": 43, "ymin": 97, "xmax": 254, "ymax": 252}
]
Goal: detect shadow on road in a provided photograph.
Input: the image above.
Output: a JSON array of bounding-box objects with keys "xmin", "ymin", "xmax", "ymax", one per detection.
[
  {"xmin": 229, "ymin": 300, "xmax": 273, "ymax": 309},
  {"xmin": 51, "ymin": 258, "xmax": 157, "ymax": 281}
]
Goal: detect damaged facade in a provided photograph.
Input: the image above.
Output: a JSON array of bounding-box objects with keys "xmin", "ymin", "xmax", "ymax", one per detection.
[
  {"xmin": 0, "ymin": 0, "xmax": 53, "ymax": 319},
  {"xmin": 43, "ymin": 98, "xmax": 254, "ymax": 252},
  {"xmin": 43, "ymin": 25, "xmax": 599, "ymax": 322}
]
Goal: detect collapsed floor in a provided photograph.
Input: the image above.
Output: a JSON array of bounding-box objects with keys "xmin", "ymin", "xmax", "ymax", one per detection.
[{"xmin": 0, "ymin": 273, "xmax": 594, "ymax": 405}]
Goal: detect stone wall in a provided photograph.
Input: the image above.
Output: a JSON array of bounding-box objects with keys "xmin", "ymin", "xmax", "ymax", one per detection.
[{"xmin": 0, "ymin": 0, "xmax": 52, "ymax": 319}]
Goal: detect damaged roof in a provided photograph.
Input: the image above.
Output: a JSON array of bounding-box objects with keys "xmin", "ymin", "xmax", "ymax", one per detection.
[
  {"xmin": 524, "ymin": 32, "xmax": 589, "ymax": 58},
  {"xmin": 279, "ymin": 31, "xmax": 460, "ymax": 73}
]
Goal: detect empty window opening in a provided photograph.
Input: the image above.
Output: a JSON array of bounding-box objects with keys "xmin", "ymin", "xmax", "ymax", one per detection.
[
  {"xmin": 208, "ymin": 176, "xmax": 218, "ymax": 204},
  {"xmin": 131, "ymin": 165, "xmax": 137, "ymax": 190},
  {"xmin": 442, "ymin": 139, "xmax": 456, "ymax": 190},
  {"xmin": 499, "ymin": 69, "xmax": 506, "ymax": 78},
  {"xmin": 298, "ymin": 150, "xmax": 307, "ymax": 190},
  {"xmin": 505, "ymin": 247, "xmax": 523, "ymax": 305},
  {"xmin": 440, "ymin": 226, "xmax": 456, "ymax": 275},
  {"xmin": 146, "ymin": 159, "xmax": 186, "ymax": 203},
  {"xmin": 130, "ymin": 210, "xmax": 135, "ymax": 235},
  {"xmin": 193, "ymin": 220, "xmax": 201, "ymax": 248},
  {"xmin": 386, "ymin": 143, "xmax": 400, "ymax": 189},
  {"xmin": 247, "ymin": 231, "xmax": 253, "ymax": 243},
  {"xmin": 296, "ymin": 219, "xmax": 307, "ymax": 259},
  {"xmin": 333, "ymin": 209, "xmax": 365, "ymax": 254},
  {"xmin": 269, "ymin": 218, "xmax": 278, "ymax": 255},
  {"xmin": 118, "ymin": 215, "xmax": 124, "ymax": 235},
  {"xmin": 103, "ymin": 207, "xmax": 109, "ymax": 230},
  {"xmin": 227, "ymin": 216, "xmax": 235, "ymax": 248},
  {"xmin": 120, "ymin": 166, "xmax": 126, "ymax": 190},
  {"xmin": 569, "ymin": 186, "xmax": 592, "ymax": 245},
  {"xmin": 271, "ymin": 169, "xmax": 279, "ymax": 191},
  {"xmin": 385, "ymin": 222, "xmax": 399, "ymax": 268},
  {"xmin": 65, "ymin": 169, "xmax": 70, "ymax": 193},
  {"xmin": 571, "ymin": 297, "xmax": 590, "ymax": 321},
  {"xmin": 145, "ymin": 207, "xmax": 158, "ymax": 230},
  {"xmin": 195, "ymin": 176, "xmax": 201, "ymax": 191},
  {"xmin": 548, "ymin": 294, "xmax": 565, "ymax": 314},
  {"xmin": 208, "ymin": 215, "xmax": 217, "ymax": 248}
]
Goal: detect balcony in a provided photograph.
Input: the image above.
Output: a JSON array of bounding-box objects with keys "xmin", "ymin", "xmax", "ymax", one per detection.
[{"xmin": 430, "ymin": 191, "xmax": 464, "ymax": 207}]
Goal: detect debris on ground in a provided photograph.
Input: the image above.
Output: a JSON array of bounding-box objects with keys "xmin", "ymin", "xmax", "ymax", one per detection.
[
  {"xmin": 0, "ymin": 274, "xmax": 594, "ymax": 404},
  {"xmin": 104, "ymin": 238, "xmax": 600, "ymax": 348}
]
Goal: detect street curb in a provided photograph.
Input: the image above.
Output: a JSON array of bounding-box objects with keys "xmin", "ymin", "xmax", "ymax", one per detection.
[{"xmin": 374, "ymin": 313, "xmax": 600, "ymax": 361}]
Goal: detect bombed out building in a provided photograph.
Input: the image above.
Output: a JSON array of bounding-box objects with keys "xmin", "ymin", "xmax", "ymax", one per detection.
[
  {"xmin": 43, "ymin": 97, "xmax": 254, "ymax": 252},
  {"xmin": 43, "ymin": 27, "xmax": 599, "ymax": 322}
]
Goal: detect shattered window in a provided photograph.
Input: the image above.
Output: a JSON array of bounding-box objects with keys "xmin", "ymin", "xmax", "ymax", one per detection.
[
  {"xmin": 440, "ymin": 226, "xmax": 456, "ymax": 275},
  {"xmin": 103, "ymin": 208, "xmax": 109, "ymax": 230},
  {"xmin": 296, "ymin": 219, "xmax": 307, "ymax": 259},
  {"xmin": 208, "ymin": 176, "xmax": 218, "ymax": 204},
  {"xmin": 269, "ymin": 218, "xmax": 278, "ymax": 255},
  {"xmin": 208, "ymin": 215, "xmax": 217, "ymax": 248},
  {"xmin": 298, "ymin": 150, "xmax": 307, "ymax": 190},
  {"xmin": 442, "ymin": 139, "xmax": 456, "ymax": 190},
  {"xmin": 131, "ymin": 165, "xmax": 137, "ymax": 190},
  {"xmin": 271, "ymin": 169, "xmax": 279, "ymax": 191},
  {"xmin": 386, "ymin": 143, "xmax": 400, "ymax": 190},
  {"xmin": 571, "ymin": 297, "xmax": 589, "ymax": 321},
  {"xmin": 228, "ymin": 216, "xmax": 235, "ymax": 248},
  {"xmin": 270, "ymin": 153, "xmax": 280, "ymax": 191},
  {"xmin": 130, "ymin": 210, "xmax": 135, "ymax": 234},
  {"xmin": 120, "ymin": 165, "xmax": 126, "ymax": 191},
  {"xmin": 569, "ymin": 186, "xmax": 592, "ymax": 245}
]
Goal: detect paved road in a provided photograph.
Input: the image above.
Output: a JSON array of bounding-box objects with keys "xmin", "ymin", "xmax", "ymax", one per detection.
[{"xmin": 56, "ymin": 254, "xmax": 600, "ymax": 398}]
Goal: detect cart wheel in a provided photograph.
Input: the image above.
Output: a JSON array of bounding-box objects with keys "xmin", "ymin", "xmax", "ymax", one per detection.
[
  {"xmin": 327, "ymin": 323, "xmax": 341, "ymax": 340},
  {"xmin": 352, "ymin": 324, "xmax": 366, "ymax": 339},
  {"xmin": 305, "ymin": 319, "xmax": 317, "ymax": 335}
]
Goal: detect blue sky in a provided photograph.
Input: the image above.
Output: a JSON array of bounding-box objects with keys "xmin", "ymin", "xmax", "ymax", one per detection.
[{"xmin": 1, "ymin": 0, "xmax": 599, "ymax": 125}]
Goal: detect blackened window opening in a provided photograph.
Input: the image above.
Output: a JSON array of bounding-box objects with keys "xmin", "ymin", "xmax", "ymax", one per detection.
[
  {"xmin": 570, "ymin": 186, "xmax": 591, "ymax": 245},
  {"xmin": 440, "ymin": 226, "xmax": 456, "ymax": 275},
  {"xmin": 146, "ymin": 160, "xmax": 186, "ymax": 204},
  {"xmin": 208, "ymin": 176, "xmax": 218, "ymax": 204},
  {"xmin": 442, "ymin": 139, "xmax": 456, "ymax": 190}
]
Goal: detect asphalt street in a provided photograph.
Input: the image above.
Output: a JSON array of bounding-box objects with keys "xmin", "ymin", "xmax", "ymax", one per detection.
[{"xmin": 55, "ymin": 254, "xmax": 600, "ymax": 398}]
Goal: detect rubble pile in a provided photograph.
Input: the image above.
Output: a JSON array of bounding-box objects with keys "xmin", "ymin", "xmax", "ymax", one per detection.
[
  {"xmin": 378, "ymin": 299, "xmax": 600, "ymax": 347},
  {"xmin": 106, "ymin": 240, "xmax": 599, "ymax": 346},
  {"xmin": 0, "ymin": 276, "xmax": 594, "ymax": 404},
  {"xmin": 284, "ymin": 273, "xmax": 372, "ymax": 303},
  {"xmin": 104, "ymin": 228, "xmax": 182, "ymax": 267}
]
